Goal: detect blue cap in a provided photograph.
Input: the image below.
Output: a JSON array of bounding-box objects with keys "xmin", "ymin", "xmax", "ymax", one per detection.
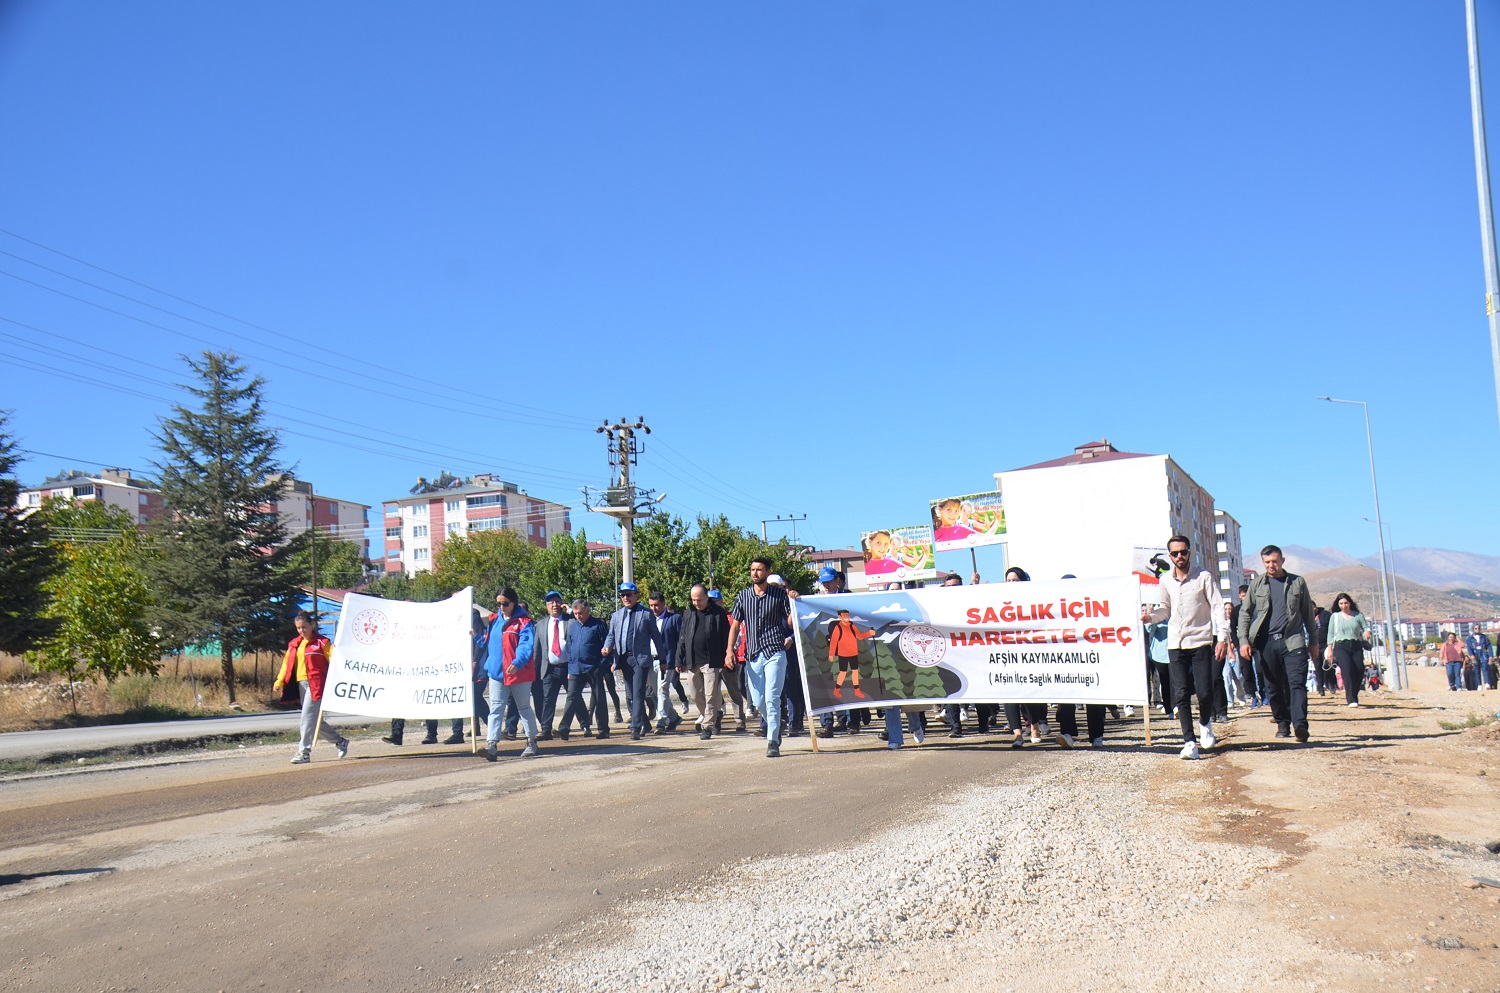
[
  {"xmin": 818, "ymin": 566, "xmax": 837, "ymax": 583},
  {"xmin": 545, "ymin": 590, "xmax": 563, "ymax": 601},
  {"xmin": 707, "ymin": 589, "xmax": 722, "ymax": 600},
  {"xmin": 618, "ymin": 582, "xmax": 638, "ymax": 593}
]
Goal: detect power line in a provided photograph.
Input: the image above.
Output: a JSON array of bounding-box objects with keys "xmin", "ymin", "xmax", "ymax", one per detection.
[
  {"xmin": 1, "ymin": 320, "xmax": 598, "ymax": 489},
  {"xmin": 0, "ymin": 268, "xmax": 590, "ymax": 432},
  {"xmin": 0, "ymin": 231, "xmax": 600, "ymax": 429}
]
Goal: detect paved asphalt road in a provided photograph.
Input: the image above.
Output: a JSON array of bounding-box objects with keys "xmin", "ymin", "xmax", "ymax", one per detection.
[{"xmin": 0, "ymin": 711, "xmax": 374, "ymax": 761}]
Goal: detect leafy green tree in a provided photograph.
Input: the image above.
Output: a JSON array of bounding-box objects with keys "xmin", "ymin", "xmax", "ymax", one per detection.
[
  {"xmin": 148, "ymin": 353, "xmax": 297, "ymax": 703},
  {"xmin": 632, "ymin": 512, "xmax": 817, "ymax": 604},
  {"xmin": 28, "ymin": 500, "xmax": 159, "ymax": 702},
  {"xmin": 282, "ymin": 530, "xmax": 369, "ymax": 590},
  {"xmin": 430, "ymin": 528, "xmax": 537, "ymax": 605},
  {"xmin": 526, "ymin": 529, "xmax": 613, "ymax": 614},
  {"xmin": 0, "ymin": 412, "xmax": 60, "ymax": 654}
]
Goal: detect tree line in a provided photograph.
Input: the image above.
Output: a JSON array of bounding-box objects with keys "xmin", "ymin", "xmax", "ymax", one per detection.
[{"xmin": 0, "ymin": 351, "xmax": 813, "ymax": 704}]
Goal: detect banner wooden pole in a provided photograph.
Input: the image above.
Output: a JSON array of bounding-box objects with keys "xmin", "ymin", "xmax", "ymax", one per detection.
[
  {"xmin": 790, "ymin": 593, "xmax": 820, "ymax": 754},
  {"xmin": 1142, "ymin": 693, "xmax": 1152, "ymax": 747},
  {"xmin": 471, "ymin": 710, "xmax": 479, "ymax": 755}
]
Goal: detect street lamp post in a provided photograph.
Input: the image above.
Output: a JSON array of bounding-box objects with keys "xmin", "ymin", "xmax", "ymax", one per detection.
[
  {"xmin": 1364, "ymin": 517, "xmax": 1406, "ymax": 684},
  {"xmin": 1317, "ymin": 396, "xmax": 1403, "ymax": 690}
]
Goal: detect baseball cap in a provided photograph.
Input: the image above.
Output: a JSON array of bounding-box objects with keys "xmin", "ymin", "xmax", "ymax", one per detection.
[
  {"xmin": 618, "ymin": 582, "xmax": 638, "ymax": 593},
  {"xmin": 817, "ymin": 566, "xmax": 837, "ymax": 583},
  {"xmin": 767, "ymin": 574, "xmax": 784, "ymax": 586},
  {"xmin": 545, "ymin": 590, "xmax": 563, "ymax": 602},
  {"xmin": 707, "ymin": 589, "xmax": 723, "ymax": 600}
]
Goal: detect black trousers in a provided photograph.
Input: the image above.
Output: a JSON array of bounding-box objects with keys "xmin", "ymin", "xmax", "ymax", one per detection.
[
  {"xmin": 390, "ymin": 716, "xmax": 462, "ymax": 740},
  {"xmin": 1168, "ymin": 644, "xmax": 1215, "ymax": 741},
  {"xmin": 1055, "ymin": 703, "xmax": 1105, "ymax": 741},
  {"xmin": 1312, "ymin": 646, "xmax": 1337, "ymax": 694},
  {"xmin": 1004, "ymin": 702, "xmax": 1047, "ymax": 731},
  {"xmin": 1254, "ymin": 636, "xmax": 1310, "ymax": 731},
  {"xmin": 622, "ymin": 659, "xmax": 653, "ymax": 733},
  {"xmin": 1235, "ymin": 647, "xmax": 1259, "ymax": 699},
  {"xmin": 1333, "ymin": 640, "xmax": 1364, "ymax": 704},
  {"xmin": 782, "ymin": 668, "xmax": 806, "ymax": 730},
  {"xmin": 561, "ymin": 668, "xmax": 609, "ymax": 733}
]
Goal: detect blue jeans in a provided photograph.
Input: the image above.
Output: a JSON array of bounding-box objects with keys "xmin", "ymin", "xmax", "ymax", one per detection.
[
  {"xmin": 884, "ymin": 708, "xmax": 923, "ymax": 746},
  {"xmin": 1447, "ymin": 661, "xmax": 1464, "ymax": 690},
  {"xmin": 489, "ymin": 679, "xmax": 538, "ymax": 742},
  {"xmin": 746, "ymin": 649, "xmax": 788, "ymax": 745}
]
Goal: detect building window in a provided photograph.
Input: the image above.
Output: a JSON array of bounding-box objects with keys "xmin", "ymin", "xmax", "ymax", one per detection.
[
  {"xmin": 385, "ymin": 527, "xmax": 400, "ymax": 539},
  {"xmin": 446, "ymin": 499, "xmax": 461, "ymax": 513},
  {"xmin": 412, "ymin": 525, "xmax": 429, "ymax": 539},
  {"xmin": 413, "ymin": 548, "xmax": 429, "ymax": 562},
  {"xmin": 72, "ymin": 484, "xmax": 94, "ymax": 498},
  {"xmin": 468, "ymin": 517, "xmax": 506, "ymax": 532},
  {"xmin": 387, "ymin": 549, "xmax": 400, "ymax": 558},
  {"xmin": 447, "ymin": 521, "xmax": 462, "ymax": 535},
  {"xmin": 468, "ymin": 493, "xmax": 505, "ymax": 509}
]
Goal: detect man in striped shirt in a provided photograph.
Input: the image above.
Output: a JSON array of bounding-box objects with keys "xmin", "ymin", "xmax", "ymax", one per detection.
[{"xmin": 727, "ymin": 557, "xmax": 798, "ymax": 759}]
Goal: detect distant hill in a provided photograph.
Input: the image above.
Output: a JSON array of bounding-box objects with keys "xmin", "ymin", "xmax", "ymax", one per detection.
[
  {"xmin": 1282, "ymin": 545, "xmax": 1359, "ymax": 575},
  {"xmin": 1285, "ymin": 544, "xmax": 1500, "ymax": 595},
  {"xmin": 1303, "ymin": 565, "xmax": 1495, "ymax": 622}
]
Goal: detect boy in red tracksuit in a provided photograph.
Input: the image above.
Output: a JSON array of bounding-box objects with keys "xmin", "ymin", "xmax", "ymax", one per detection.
[{"xmin": 274, "ymin": 611, "xmax": 350, "ymax": 764}]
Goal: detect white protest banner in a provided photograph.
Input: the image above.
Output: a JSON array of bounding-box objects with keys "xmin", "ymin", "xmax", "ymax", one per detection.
[
  {"xmin": 322, "ymin": 588, "xmax": 475, "ymax": 719},
  {"xmin": 792, "ymin": 576, "xmax": 1145, "ymax": 714}
]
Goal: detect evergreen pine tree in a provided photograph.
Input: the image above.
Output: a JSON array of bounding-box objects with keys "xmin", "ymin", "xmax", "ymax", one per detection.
[
  {"xmin": 0, "ymin": 412, "xmax": 60, "ymax": 655},
  {"xmin": 149, "ymin": 353, "xmax": 295, "ymax": 703}
]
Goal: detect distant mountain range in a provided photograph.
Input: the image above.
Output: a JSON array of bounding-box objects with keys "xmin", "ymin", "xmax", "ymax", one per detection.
[
  {"xmin": 1298, "ymin": 565, "xmax": 1496, "ymax": 622},
  {"xmin": 1283, "ymin": 545, "xmax": 1500, "ymax": 595}
]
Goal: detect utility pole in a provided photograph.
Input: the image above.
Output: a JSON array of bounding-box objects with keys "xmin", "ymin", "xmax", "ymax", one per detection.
[
  {"xmin": 760, "ymin": 514, "xmax": 807, "ymax": 543},
  {"xmin": 308, "ymin": 496, "xmax": 318, "ymax": 628},
  {"xmin": 582, "ymin": 417, "xmax": 662, "ymax": 585}
]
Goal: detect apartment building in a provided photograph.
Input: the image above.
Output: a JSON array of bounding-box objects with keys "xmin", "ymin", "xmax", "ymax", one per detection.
[
  {"xmin": 1214, "ymin": 509, "xmax": 1244, "ymax": 596},
  {"xmin": 382, "ymin": 473, "xmax": 572, "ymax": 575},
  {"xmin": 993, "ymin": 439, "xmax": 1225, "ymax": 583}
]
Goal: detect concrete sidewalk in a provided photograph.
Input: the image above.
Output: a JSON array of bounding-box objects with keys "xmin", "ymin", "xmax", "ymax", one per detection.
[{"xmin": 0, "ymin": 711, "xmax": 374, "ymax": 762}]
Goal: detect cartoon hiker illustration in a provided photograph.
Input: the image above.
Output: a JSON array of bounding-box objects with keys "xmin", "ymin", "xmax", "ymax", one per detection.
[{"xmin": 828, "ymin": 608, "xmax": 874, "ymax": 699}]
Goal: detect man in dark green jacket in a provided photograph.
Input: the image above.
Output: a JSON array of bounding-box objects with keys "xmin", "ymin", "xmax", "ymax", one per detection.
[{"xmin": 1236, "ymin": 545, "xmax": 1319, "ymax": 742}]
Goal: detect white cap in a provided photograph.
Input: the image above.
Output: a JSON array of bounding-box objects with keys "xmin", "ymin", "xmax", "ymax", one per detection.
[{"xmin": 767, "ymin": 574, "xmax": 785, "ymax": 586}]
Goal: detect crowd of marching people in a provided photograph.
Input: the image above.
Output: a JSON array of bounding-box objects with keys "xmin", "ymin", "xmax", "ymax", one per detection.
[{"xmin": 277, "ymin": 542, "xmax": 1400, "ymax": 765}]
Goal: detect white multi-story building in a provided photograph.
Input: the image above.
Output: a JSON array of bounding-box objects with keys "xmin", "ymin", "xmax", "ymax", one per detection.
[
  {"xmin": 993, "ymin": 439, "xmax": 1220, "ymax": 583},
  {"xmin": 1214, "ymin": 509, "xmax": 1244, "ymax": 596},
  {"xmin": 381, "ymin": 473, "xmax": 572, "ymax": 575},
  {"xmin": 17, "ymin": 468, "xmax": 168, "ymax": 525}
]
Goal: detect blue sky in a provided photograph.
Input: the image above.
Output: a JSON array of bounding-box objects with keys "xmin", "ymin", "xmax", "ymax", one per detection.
[{"xmin": 2, "ymin": 1, "xmax": 1498, "ymax": 571}]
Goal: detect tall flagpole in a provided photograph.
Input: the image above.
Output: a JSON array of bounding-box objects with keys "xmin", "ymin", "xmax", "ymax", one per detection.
[{"xmin": 1465, "ymin": 0, "xmax": 1500, "ymax": 434}]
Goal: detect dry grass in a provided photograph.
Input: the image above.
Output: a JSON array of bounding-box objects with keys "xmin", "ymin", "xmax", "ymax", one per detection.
[{"xmin": 0, "ymin": 650, "xmax": 290, "ymax": 731}]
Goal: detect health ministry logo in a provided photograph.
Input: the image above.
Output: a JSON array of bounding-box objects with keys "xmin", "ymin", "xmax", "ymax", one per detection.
[
  {"xmin": 898, "ymin": 624, "xmax": 946, "ymax": 667},
  {"xmin": 352, "ymin": 608, "xmax": 390, "ymax": 645}
]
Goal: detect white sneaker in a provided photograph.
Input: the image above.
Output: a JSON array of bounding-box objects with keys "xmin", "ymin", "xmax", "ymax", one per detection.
[
  {"xmin": 1089, "ymin": 736, "xmax": 1105, "ymax": 747},
  {"xmin": 290, "ymin": 752, "xmax": 310, "ymax": 765},
  {"xmin": 1347, "ymin": 701, "xmax": 1359, "ymax": 708},
  {"xmin": 1179, "ymin": 740, "xmax": 1200, "ymax": 760},
  {"xmin": 335, "ymin": 737, "xmax": 350, "ymax": 759},
  {"xmin": 1123, "ymin": 706, "xmax": 1135, "ymax": 718},
  {"xmin": 1198, "ymin": 724, "xmax": 1216, "ymax": 750},
  {"xmin": 913, "ymin": 723, "xmax": 926, "ymax": 744},
  {"xmin": 1054, "ymin": 732, "xmax": 1075, "ymax": 749}
]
